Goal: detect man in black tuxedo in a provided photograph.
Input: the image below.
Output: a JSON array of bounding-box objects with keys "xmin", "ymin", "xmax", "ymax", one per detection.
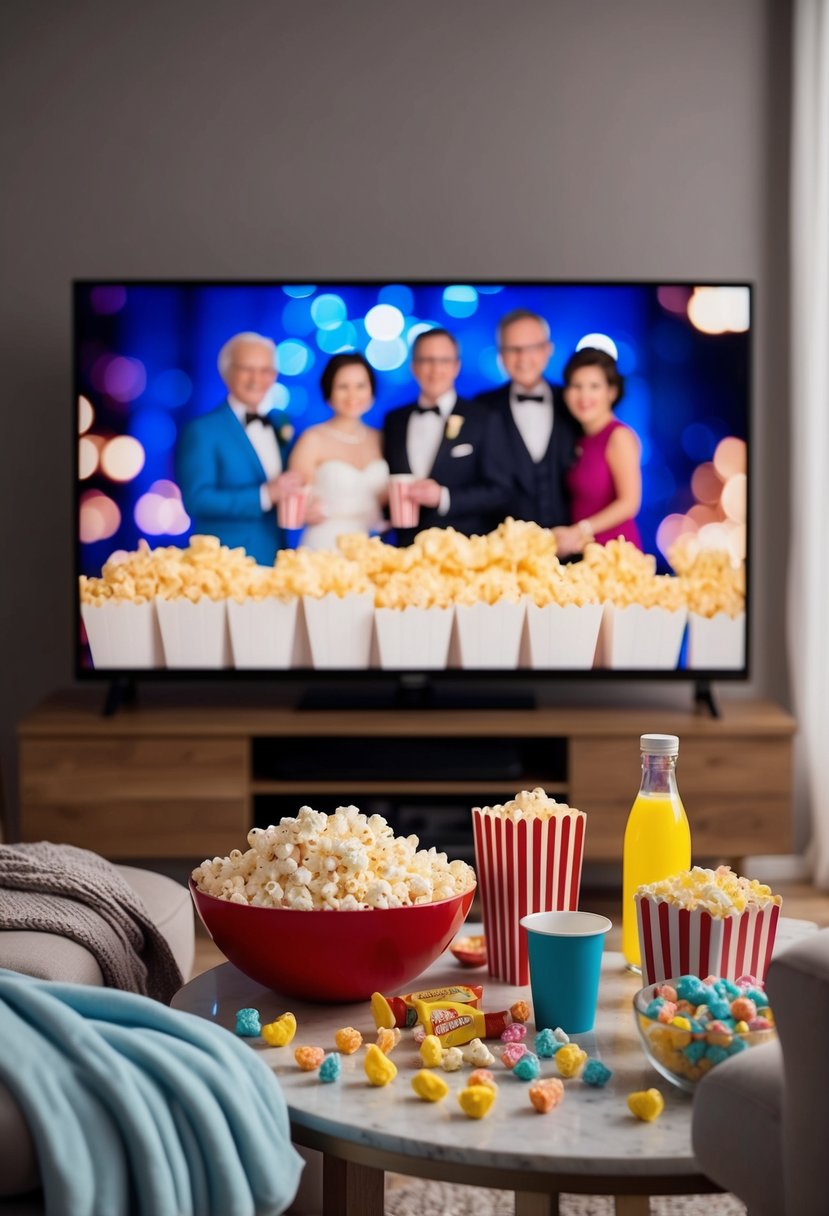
[
  {"xmin": 476, "ymin": 309, "xmax": 580, "ymax": 527},
  {"xmin": 383, "ymin": 328, "xmax": 507, "ymax": 545}
]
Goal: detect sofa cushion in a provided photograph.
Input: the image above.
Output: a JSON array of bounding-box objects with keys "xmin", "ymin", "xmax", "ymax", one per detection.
[{"xmin": 692, "ymin": 1039, "xmax": 784, "ymax": 1216}]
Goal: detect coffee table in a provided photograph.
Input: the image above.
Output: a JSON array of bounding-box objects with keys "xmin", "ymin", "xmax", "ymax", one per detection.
[{"xmin": 173, "ymin": 918, "xmax": 814, "ymax": 1216}]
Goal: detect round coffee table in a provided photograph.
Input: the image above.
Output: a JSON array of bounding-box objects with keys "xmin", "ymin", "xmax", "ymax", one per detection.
[{"xmin": 176, "ymin": 922, "xmax": 785, "ymax": 1216}]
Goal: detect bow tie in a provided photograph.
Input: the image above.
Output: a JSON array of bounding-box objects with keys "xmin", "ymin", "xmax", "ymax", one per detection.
[
  {"xmin": 416, "ymin": 405, "xmax": 441, "ymax": 417},
  {"xmin": 245, "ymin": 412, "xmax": 270, "ymax": 427},
  {"xmin": 515, "ymin": 393, "xmax": 545, "ymax": 404}
]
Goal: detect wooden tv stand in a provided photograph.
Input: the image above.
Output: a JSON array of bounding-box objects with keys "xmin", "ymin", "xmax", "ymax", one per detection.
[{"xmin": 16, "ymin": 692, "xmax": 795, "ymax": 866}]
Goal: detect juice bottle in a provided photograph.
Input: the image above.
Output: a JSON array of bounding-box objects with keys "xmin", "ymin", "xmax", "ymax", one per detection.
[{"xmin": 622, "ymin": 733, "xmax": 691, "ymax": 970}]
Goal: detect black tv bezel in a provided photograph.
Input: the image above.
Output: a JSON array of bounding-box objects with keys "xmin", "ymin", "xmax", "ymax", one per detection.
[{"xmin": 73, "ymin": 277, "xmax": 752, "ymax": 685}]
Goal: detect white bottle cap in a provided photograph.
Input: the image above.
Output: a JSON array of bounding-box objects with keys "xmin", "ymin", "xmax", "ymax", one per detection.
[{"xmin": 640, "ymin": 733, "xmax": 680, "ymax": 755}]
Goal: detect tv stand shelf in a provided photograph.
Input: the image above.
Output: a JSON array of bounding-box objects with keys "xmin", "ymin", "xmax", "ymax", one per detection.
[{"xmin": 16, "ymin": 693, "xmax": 795, "ymax": 865}]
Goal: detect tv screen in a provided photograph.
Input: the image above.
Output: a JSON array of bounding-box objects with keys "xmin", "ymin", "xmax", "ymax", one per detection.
[{"xmin": 75, "ymin": 281, "xmax": 750, "ymax": 678}]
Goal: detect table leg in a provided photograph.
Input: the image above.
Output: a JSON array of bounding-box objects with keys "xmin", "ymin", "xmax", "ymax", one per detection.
[
  {"xmin": 614, "ymin": 1197, "xmax": 650, "ymax": 1216},
  {"xmin": 322, "ymin": 1154, "xmax": 384, "ymax": 1216},
  {"xmin": 515, "ymin": 1192, "xmax": 559, "ymax": 1216}
]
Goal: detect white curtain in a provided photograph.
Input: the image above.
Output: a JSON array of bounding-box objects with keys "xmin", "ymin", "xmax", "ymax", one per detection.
[{"xmin": 788, "ymin": 0, "xmax": 829, "ymax": 887}]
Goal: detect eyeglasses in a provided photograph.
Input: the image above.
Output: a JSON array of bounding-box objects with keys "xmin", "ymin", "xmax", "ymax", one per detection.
[
  {"xmin": 499, "ymin": 342, "xmax": 549, "ymax": 356},
  {"xmin": 231, "ymin": 363, "xmax": 276, "ymax": 376},
  {"xmin": 413, "ymin": 356, "xmax": 458, "ymax": 366}
]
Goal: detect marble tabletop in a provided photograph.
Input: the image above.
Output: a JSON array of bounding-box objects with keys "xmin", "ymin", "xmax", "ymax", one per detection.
[{"xmin": 171, "ymin": 917, "xmax": 814, "ymax": 1190}]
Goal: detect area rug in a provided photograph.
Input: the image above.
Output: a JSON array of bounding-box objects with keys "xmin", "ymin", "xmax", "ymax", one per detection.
[{"xmin": 384, "ymin": 1177, "xmax": 747, "ymax": 1215}]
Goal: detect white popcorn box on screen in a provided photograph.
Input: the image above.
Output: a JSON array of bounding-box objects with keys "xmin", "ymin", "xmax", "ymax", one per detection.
[
  {"xmin": 227, "ymin": 597, "xmax": 299, "ymax": 669},
  {"xmin": 449, "ymin": 601, "xmax": 526, "ymax": 669},
  {"xmin": 520, "ymin": 601, "xmax": 603, "ymax": 669},
  {"xmin": 687, "ymin": 611, "xmax": 746, "ymax": 670},
  {"xmin": 302, "ymin": 592, "xmax": 375, "ymax": 669},
  {"xmin": 374, "ymin": 605, "xmax": 454, "ymax": 670},
  {"xmin": 81, "ymin": 601, "xmax": 164, "ymax": 669},
  {"xmin": 635, "ymin": 894, "xmax": 782, "ymax": 986},
  {"xmin": 155, "ymin": 598, "xmax": 232, "ymax": 669},
  {"xmin": 595, "ymin": 603, "xmax": 688, "ymax": 670}
]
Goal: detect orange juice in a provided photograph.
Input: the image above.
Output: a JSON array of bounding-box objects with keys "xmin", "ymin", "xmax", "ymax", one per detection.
[{"xmin": 622, "ymin": 735, "xmax": 691, "ymax": 969}]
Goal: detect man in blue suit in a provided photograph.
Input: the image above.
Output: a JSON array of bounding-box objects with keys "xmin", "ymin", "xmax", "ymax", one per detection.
[{"xmin": 177, "ymin": 332, "xmax": 306, "ymax": 566}]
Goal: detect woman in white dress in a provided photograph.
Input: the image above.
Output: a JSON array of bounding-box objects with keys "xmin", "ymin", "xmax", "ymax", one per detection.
[{"xmin": 288, "ymin": 354, "xmax": 390, "ymax": 551}]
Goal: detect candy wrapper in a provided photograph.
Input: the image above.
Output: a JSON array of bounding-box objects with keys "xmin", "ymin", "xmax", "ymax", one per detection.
[
  {"xmin": 635, "ymin": 893, "xmax": 781, "ymax": 986},
  {"xmin": 686, "ymin": 611, "xmax": 746, "ymax": 670},
  {"xmin": 81, "ymin": 601, "xmax": 164, "ymax": 669},
  {"xmin": 155, "ymin": 598, "xmax": 232, "ymax": 668},
  {"xmin": 472, "ymin": 792, "xmax": 586, "ymax": 986}
]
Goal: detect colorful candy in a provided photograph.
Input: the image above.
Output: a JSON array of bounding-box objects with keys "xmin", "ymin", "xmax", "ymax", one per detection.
[
  {"xmin": 510, "ymin": 1001, "xmax": 531, "ymax": 1023},
  {"xmin": 411, "ymin": 1069, "xmax": 449, "ymax": 1102},
  {"xmin": 462, "ymin": 1038, "xmax": 495, "ymax": 1066},
  {"xmin": 627, "ymin": 1089, "xmax": 665, "ymax": 1121},
  {"xmin": 412, "ymin": 1025, "xmax": 427, "ymax": 1045},
  {"xmin": 458, "ymin": 1084, "xmax": 496, "ymax": 1119},
  {"xmin": 420, "ymin": 1034, "xmax": 444, "ymax": 1067},
  {"xmin": 501, "ymin": 1042, "xmax": 528, "ymax": 1069},
  {"xmin": 513, "ymin": 1053, "xmax": 541, "ymax": 1081},
  {"xmin": 468, "ymin": 1068, "xmax": 497, "ymax": 1090},
  {"xmin": 535, "ymin": 1029, "xmax": 564, "ymax": 1058},
  {"xmin": 295, "ymin": 1046, "xmax": 325, "ymax": 1072},
  {"xmin": 261, "ymin": 1012, "xmax": 296, "ymax": 1047},
  {"xmin": 234, "ymin": 1007, "xmax": 261, "ymax": 1037},
  {"xmin": 364, "ymin": 1043, "xmax": 397, "ymax": 1086},
  {"xmin": 555, "ymin": 1044, "xmax": 588, "ymax": 1078},
  {"xmin": 334, "ymin": 1026, "xmax": 363, "ymax": 1055},
  {"xmin": 582, "ymin": 1059, "xmax": 612, "ymax": 1087},
  {"xmin": 528, "ymin": 1078, "xmax": 565, "ymax": 1113},
  {"xmin": 319, "ymin": 1053, "xmax": 341, "ymax": 1083},
  {"xmin": 442, "ymin": 1047, "xmax": 464, "ymax": 1072},
  {"xmin": 376, "ymin": 1027, "xmax": 401, "ymax": 1055},
  {"xmin": 501, "ymin": 1023, "xmax": 527, "ymax": 1043}
]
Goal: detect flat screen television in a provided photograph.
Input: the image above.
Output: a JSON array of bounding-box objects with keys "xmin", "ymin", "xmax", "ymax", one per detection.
[{"xmin": 74, "ymin": 280, "xmax": 750, "ymax": 693}]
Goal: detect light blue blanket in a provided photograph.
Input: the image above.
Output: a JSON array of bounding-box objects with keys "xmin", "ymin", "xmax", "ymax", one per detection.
[{"xmin": 0, "ymin": 970, "xmax": 303, "ymax": 1216}]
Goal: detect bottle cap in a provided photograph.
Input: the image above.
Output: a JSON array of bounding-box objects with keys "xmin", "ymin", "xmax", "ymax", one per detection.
[{"xmin": 640, "ymin": 733, "xmax": 679, "ymax": 755}]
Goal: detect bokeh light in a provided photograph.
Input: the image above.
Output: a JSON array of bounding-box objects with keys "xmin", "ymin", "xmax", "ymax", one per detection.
[
  {"xmin": 131, "ymin": 409, "xmax": 177, "ymax": 453},
  {"xmin": 103, "ymin": 356, "xmax": 147, "ymax": 402},
  {"xmin": 691, "ymin": 461, "xmax": 723, "ymax": 505},
  {"xmin": 80, "ymin": 491, "xmax": 121, "ymax": 542},
  {"xmin": 134, "ymin": 492, "xmax": 190, "ymax": 535},
  {"xmin": 282, "ymin": 285, "xmax": 316, "ymax": 298},
  {"xmin": 713, "ymin": 436, "xmax": 746, "ymax": 480},
  {"xmin": 270, "ymin": 382, "xmax": 291, "ymax": 410},
  {"xmin": 90, "ymin": 286, "xmax": 127, "ymax": 315},
  {"xmin": 576, "ymin": 332, "xmax": 619, "ymax": 359},
  {"xmin": 406, "ymin": 321, "xmax": 437, "ymax": 347},
  {"xmin": 443, "ymin": 285, "xmax": 479, "ymax": 319},
  {"xmin": 151, "ymin": 369, "xmax": 192, "ymax": 408},
  {"xmin": 101, "ymin": 435, "xmax": 146, "ymax": 481},
  {"xmin": 721, "ymin": 473, "xmax": 747, "ymax": 523},
  {"xmin": 281, "ymin": 297, "xmax": 316, "ymax": 336},
  {"xmin": 378, "ymin": 284, "xmax": 415, "ymax": 314},
  {"xmin": 687, "ymin": 287, "xmax": 750, "ymax": 334},
  {"xmin": 276, "ymin": 339, "xmax": 314, "ymax": 376},
  {"xmin": 657, "ymin": 286, "xmax": 692, "ymax": 314},
  {"xmin": 365, "ymin": 304, "xmax": 405, "ymax": 340},
  {"xmin": 78, "ymin": 395, "xmax": 94, "ymax": 434},
  {"xmin": 317, "ymin": 321, "xmax": 358, "ymax": 353},
  {"xmin": 149, "ymin": 479, "xmax": 183, "ymax": 499},
  {"xmin": 656, "ymin": 512, "xmax": 698, "ymax": 560},
  {"xmin": 366, "ymin": 337, "xmax": 408, "ymax": 370},
  {"xmin": 310, "ymin": 294, "xmax": 347, "ymax": 331},
  {"xmin": 78, "ymin": 436, "xmax": 100, "ymax": 479},
  {"xmin": 476, "ymin": 285, "xmax": 505, "ymax": 294},
  {"xmin": 682, "ymin": 422, "xmax": 716, "ymax": 462}
]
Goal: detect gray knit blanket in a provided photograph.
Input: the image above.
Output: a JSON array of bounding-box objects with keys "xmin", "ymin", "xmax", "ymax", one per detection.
[{"xmin": 0, "ymin": 842, "xmax": 183, "ymax": 1002}]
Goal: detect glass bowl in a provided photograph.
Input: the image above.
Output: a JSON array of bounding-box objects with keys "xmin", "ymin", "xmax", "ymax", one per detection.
[{"xmin": 633, "ymin": 976, "xmax": 777, "ymax": 1094}]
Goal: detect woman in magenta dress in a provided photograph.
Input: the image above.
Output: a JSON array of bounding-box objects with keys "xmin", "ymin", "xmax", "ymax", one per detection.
[{"xmin": 553, "ymin": 348, "xmax": 643, "ymax": 557}]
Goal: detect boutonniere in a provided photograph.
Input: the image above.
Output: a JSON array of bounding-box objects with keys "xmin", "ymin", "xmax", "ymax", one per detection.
[
  {"xmin": 278, "ymin": 423, "xmax": 294, "ymax": 444},
  {"xmin": 445, "ymin": 414, "xmax": 464, "ymax": 441}
]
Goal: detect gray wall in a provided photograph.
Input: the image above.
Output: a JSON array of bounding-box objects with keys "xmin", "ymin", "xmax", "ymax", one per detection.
[{"xmin": 0, "ymin": 2, "xmax": 795, "ymax": 835}]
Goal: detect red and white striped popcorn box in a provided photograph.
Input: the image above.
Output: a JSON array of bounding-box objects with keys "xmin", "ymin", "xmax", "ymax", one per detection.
[
  {"xmin": 277, "ymin": 486, "xmax": 310, "ymax": 531},
  {"xmin": 519, "ymin": 601, "xmax": 603, "ymax": 669},
  {"xmin": 302, "ymin": 591, "xmax": 375, "ymax": 668},
  {"xmin": 635, "ymin": 894, "xmax": 782, "ymax": 986},
  {"xmin": 388, "ymin": 475, "xmax": 420, "ymax": 529},
  {"xmin": 472, "ymin": 806, "xmax": 587, "ymax": 985}
]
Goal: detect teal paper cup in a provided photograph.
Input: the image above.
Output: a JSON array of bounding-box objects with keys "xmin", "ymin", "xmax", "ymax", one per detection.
[{"xmin": 520, "ymin": 910, "xmax": 612, "ymax": 1034}]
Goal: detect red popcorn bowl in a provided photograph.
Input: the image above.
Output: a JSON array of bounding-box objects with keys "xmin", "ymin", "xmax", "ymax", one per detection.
[
  {"xmin": 189, "ymin": 880, "xmax": 476, "ymax": 1003},
  {"xmin": 450, "ymin": 934, "xmax": 487, "ymax": 968}
]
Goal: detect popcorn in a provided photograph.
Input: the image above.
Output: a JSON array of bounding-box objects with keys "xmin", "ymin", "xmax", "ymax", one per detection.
[
  {"xmin": 501, "ymin": 1023, "xmax": 527, "ymax": 1043},
  {"xmin": 627, "ymin": 1089, "xmax": 665, "ymax": 1122},
  {"xmin": 528, "ymin": 1078, "xmax": 564, "ymax": 1113},
  {"xmin": 420, "ymin": 1035, "xmax": 444, "ymax": 1068},
  {"xmin": 457, "ymin": 1084, "xmax": 496, "ymax": 1119},
  {"xmin": 468, "ymin": 1068, "xmax": 497, "ymax": 1090},
  {"xmin": 334, "ymin": 1027, "xmax": 363, "ymax": 1055},
  {"xmin": 473, "ymin": 788, "xmax": 583, "ymax": 823},
  {"xmin": 512, "ymin": 1053, "xmax": 541, "ymax": 1081},
  {"xmin": 375, "ymin": 1027, "xmax": 401, "ymax": 1055},
  {"xmin": 555, "ymin": 1044, "xmax": 588, "ymax": 1078},
  {"xmin": 295, "ymin": 1046, "xmax": 325, "ymax": 1072},
  {"xmin": 636, "ymin": 866, "xmax": 781, "ymax": 917},
  {"xmin": 192, "ymin": 805, "xmax": 475, "ymax": 910},
  {"xmin": 441, "ymin": 1047, "xmax": 464, "ymax": 1072},
  {"xmin": 462, "ymin": 1038, "xmax": 495, "ymax": 1067},
  {"xmin": 364, "ymin": 1044, "xmax": 397, "ymax": 1087}
]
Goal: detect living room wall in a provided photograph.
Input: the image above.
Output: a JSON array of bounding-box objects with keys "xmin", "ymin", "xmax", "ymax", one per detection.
[{"xmin": 0, "ymin": 2, "xmax": 796, "ymax": 838}]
